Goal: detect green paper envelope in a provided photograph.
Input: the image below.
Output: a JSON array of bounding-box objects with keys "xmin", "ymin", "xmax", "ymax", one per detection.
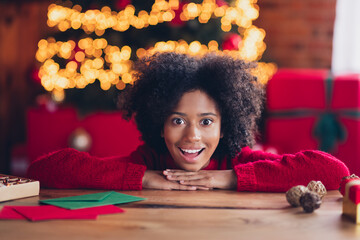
[{"xmin": 40, "ymin": 191, "xmax": 145, "ymax": 210}]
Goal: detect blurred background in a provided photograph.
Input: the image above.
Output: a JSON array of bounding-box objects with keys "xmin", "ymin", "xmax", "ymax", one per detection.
[{"xmin": 1, "ymin": 0, "xmax": 350, "ymax": 176}]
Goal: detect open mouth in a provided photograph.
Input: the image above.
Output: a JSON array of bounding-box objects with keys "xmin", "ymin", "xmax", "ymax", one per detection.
[{"xmin": 178, "ymin": 147, "xmax": 205, "ymax": 156}]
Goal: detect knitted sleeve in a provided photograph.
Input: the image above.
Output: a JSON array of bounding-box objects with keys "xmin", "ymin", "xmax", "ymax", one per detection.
[
  {"xmin": 26, "ymin": 145, "xmax": 152, "ymax": 190},
  {"xmin": 233, "ymin": 147, "xmax": 350, "ymax": 192}
]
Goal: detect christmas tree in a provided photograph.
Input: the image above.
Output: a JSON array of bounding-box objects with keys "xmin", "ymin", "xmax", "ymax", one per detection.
[{"xmin": 35, "ymin": 0, "xmax": 276, "ymax": 113}]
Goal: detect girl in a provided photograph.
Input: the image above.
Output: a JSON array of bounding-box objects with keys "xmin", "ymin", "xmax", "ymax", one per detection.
[{"xmin": 27, "ymin": 52, "xmax": 350, "ymax": 191}]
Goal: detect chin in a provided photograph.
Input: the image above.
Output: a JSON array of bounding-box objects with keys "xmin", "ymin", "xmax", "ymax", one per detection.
[{"xmin": 181, "ymin": 165, "xmax": 202, "ymax": 172}]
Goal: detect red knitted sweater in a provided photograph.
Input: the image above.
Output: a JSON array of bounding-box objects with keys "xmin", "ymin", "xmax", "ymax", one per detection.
[{"xmin": 27, "ymin": 144, "xmax": 349, "ymax": 192}]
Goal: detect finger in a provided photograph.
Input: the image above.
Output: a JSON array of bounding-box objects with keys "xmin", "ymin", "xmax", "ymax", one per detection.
[
  {"xmin": 175, "ymin": 181, "xmax": 212, "ymax": 190},
  {"xmin": 195, "ymin": 186, "xmax": 212, "ymax": 190},
  {"xmin": 167, "ymin": 181, "xmax": 197, "ymax": 191},
  {"xmin": 163, "ymin": 170, "xmax": 198, "ymax": 176},
  {"xmin": 179, "ymin": 178, "xmax": 213, "ymax": 188},
  {"xmin": 174, "ymin": 185, "xmax": 198, "ymax": 191},
  {"xmin": 166, "ymin": 174, "xmax": 205, "ymax": 181}
]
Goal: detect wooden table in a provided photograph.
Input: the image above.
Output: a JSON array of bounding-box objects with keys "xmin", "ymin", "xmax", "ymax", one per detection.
[{"xmin": 1, "ymin": 189, "xmax": 360, "ymax": 240}]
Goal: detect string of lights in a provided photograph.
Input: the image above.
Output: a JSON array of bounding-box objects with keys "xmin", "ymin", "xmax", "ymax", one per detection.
[
  {"xmin": 46, "ymin": 0, "xmax": 258, "ymax": 34},
  {"xmin": 36, "ymin": 0, "xmax": 276, "ymax": 101}
]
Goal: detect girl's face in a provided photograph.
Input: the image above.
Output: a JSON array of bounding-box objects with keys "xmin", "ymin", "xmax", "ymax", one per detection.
[{"xmin": 162, "ymin": 90, "xmax": 222, "ymax": 171}]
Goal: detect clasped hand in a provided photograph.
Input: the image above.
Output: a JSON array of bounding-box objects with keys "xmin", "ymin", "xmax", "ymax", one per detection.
[{"xmin": 142, "ymin": 169, "xmax": 237, "ymax": 191}]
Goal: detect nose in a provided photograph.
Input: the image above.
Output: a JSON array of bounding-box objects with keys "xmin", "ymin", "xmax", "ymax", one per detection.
[{"xmin": 183, "ymin": 124, "xmax": 201, "ymax": 142}]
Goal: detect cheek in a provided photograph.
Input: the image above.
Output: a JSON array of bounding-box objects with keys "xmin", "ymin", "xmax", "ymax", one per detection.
[
  {"xmin": 163, "ymin": 126, "xmax": 182, "ymax": 145},
  {"xmin": 205, "ymin": 126, "xmax": 222, "ymax": 143}
]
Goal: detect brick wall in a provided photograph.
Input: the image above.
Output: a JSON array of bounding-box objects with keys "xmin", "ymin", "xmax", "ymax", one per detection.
[
  {"xmin": 254, "ymin": 0, "xmax": 337, "ymax": 68},
  {"xmin": 0, "ymin": 2, "xmax": 49, "ymax": 173}
]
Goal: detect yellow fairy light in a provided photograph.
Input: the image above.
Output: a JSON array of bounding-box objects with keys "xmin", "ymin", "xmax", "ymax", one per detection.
[
  {"xmin": 136, "ymin": 48, "xmax": 147, "ymax": 59},
  {"xmin": 122, "ymin": 63, "xmax": 130, "ymax": 74},
  {"xmin": 98, "ymin": 70, "xmax": 109, "ymax": 83},
  {"xmin": 73, "ymin": 4, "xmax": 82, "ymax": 12},
  {"xmin": 169, "ymin": 0, "xmax": 179, "ymax": 9},
  {"xmin": 60, "ymin": 41, "xmax": 73, "ymax": 53},
  {"xmin": 124, "ymin": 5, "xmax": 135, "ymax": 16},
  {"xmin": 76, "ymin": 76, "xmax": 87, "ymax": 88},
  {"xmin": 162, "ymin": 11, "xmax": 174, "ymax": 21},
  {"xmin": 93, "ymin": 49, "xmax": 103, "ymax": 58},
  {"xmin": 79, "ymin": 38, "xmax": 93, "ymax": 49},
  {"xmin": 122, "ymin": 72, "xmax": 132, "ymax": 84},
  {"xmin": 116, "ymin": 81, "xmax": 126, "ymax": 90},
  {"xmin": 221, "ymin": 24, "xmax": 232, "ymax": 32},
  {"xmin": 110, "ymin": 74, "xmax": 119, "ymax": 84},
  {"xmin": 38, "ymin": 39, "xmax": 48, "ymax": 49},
  {"xmin": 186, "ymin": 3, "xmax": 199, "ymax": 18},
  {"xmin": 112, "ymin": 63, "xmax": 123, "ymax": 75},
  {"xmin": 148, "ymin": 14, "xmax": 158, "ymax": 25},
  {"xmin": 55, "ymin": 76, "xmax": 69, "ymax": 89},
  {"xmin": 75, "ymin": 51, "xmax": 85, "ymax": 62},
  {"xmin": 208, "ymin": 40, "xmax": 218, "ymax": 51},
  {"xmin": 189, "ymin": 41, "xmax": 201, "ymax": 54},
  {"xmin": 66, "ymin": 61, "xmax": 78, "ymax": 72},
  {"xmin": 101, "ymin": 81, "xmax": 111, "ymax": 91},
  {"xmin": 46, "ymin": 62, "xmax": 59, "ymax": 75},
  {"xmin": 199, "ymin": 13, "xmax": 211, "ymax": 23},
  {"xmin": 35, "ymin": 51, "xmax": 45, "ymax": 63},
  {"xmin": 52, "ymin": 89, "xmax": 65, "ymax": 102},
  {"xmin": 95, "ymin": 29, "xmax": 105, "ymax": 36},
  {"xmin": 109, "ymin": 51, "xmax": 122, "ymax": 63},
  {"xmin": 101, "ymin": 6, "xmax": 111, "ymax": 13},
  {"xmin": 137, "ymin": 10, "xmax": 147, "ymax": 17},
  {"xmin": 92, "ymin": 58, "xmax": 104, "ymax": 69},
  {"xmin": 48, "ymin": 5, "xmax": 67, "ymax": 22},
  {"xmin": 121, "ymin": 46, "xmax": 132, "ymax": 60},
  {"xmin": 68, "ymin": 78, "xmax": 76, "ymax": 88},
  {"xmin": 58, "ymin": 21, "xmax": 71, "ymax": 31},
  {"xmin": 85, "ymin": 47, "xmax": 95, "ymax": 56},
  {"xmin": 214, "ymin": 6, "xmax": 225, "ymax": 17},
  {"xmin": 71, "ymin": 19, "xmax": 82, "ymax": 29}
]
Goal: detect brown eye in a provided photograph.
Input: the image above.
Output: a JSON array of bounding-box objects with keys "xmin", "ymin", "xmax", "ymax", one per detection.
[
  {"xmin": 172, "ymin": 118, "xmax": 184, "ymax": 125},
  {"xmin": 201, "ymin": 119, "xmax": 213, "ymax": 126}
]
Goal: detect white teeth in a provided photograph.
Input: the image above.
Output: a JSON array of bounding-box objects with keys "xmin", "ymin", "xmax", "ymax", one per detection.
[{"xmin": 181, "ymin": 148, "xmax": 202, "ymax": 154}]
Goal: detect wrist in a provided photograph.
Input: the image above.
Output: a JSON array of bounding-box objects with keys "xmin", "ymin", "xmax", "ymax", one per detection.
[
  {"xmin": 142, "ymin": 170, "xmax": 148, "ymax": 186},
  {"xmin": 230, "ymin": 170, "xmax": 237, "ymax": 189}
]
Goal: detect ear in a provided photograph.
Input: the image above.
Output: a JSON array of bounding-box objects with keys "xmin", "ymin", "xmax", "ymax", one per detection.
[
  {"xmin": 161, "ymin": 129, "xmax": 164, "ymax": 138},
  {"xmin": 220, "ymin": 131, "xmax": 224, "ymax": 138}
]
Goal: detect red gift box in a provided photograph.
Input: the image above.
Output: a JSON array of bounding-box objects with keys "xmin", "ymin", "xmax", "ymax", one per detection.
[{"xmin": 265, "ymin": 69, "xmax": 360, "ymax": 176}]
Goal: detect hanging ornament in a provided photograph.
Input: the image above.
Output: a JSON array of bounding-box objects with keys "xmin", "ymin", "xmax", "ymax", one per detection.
[
  {"xmin": 169, "ymin": 1, "xmax": 188, "ymax": 26},
  {"xmin": 339, "ymin": 174, "xmax": 359, "ymax": 195},
  {"xmin": 307, "ymin": 180, "xmax": 327, "ymax": 199},
  {"xmin": 221, "ymin": 33, "xmax": 242, "ymax": 51},
  {"xmin": 115, "ymin": 0, "xmax": 131, "ymax": 11},
  {"xmin": 299, "ymin": 191, "xmax": 322, "ymax": 213},
  {"xmin": 66, "ymin": 42, "xmax": 84, "ymax": 68},
  {"xmin": 30, "ymin": 66, "xmax": 41, "ymax": 84},
  {"xmin": 216, "ymin": 0, "xmax": 228, "ymax": 7},
  {"xmin": 69, "ymin": 128, "xmax": 92, "ymax": 152},
  {"xmin": 286, "ymin": 185, "xmax": 308, "ymax": 207},
  {"xmin": 36, "ymin": 94, "xmax": 58, "ymax": 112}
]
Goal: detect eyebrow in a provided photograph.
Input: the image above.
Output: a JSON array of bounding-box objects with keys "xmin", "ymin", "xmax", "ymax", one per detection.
[{"xmin": 171, "ymin": 112, "xmax": 218, "ymax": 117}]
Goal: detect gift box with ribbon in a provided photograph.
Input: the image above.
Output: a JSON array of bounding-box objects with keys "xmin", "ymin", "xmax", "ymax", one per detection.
[{"xmin": 265, "ymin": 69, "xmax": 360, "ymax": 175}]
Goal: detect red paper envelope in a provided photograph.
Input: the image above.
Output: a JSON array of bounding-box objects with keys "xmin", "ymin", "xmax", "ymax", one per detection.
[
  {"xmin": 1, "ymin": 205, "xmax": 124, "ymax": 221},
  {"xmin": 12, "ymin": 205, "xmax": 97, "ymax": 221},
  {"xmin": 0, "ymin": 206, "xmax": 26, "ymax": 220}
]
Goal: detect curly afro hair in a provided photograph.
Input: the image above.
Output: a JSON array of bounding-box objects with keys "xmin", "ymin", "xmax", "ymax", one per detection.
[{"xmin": 119, "ymin": 52, "xmax": 264, "ymax": 159}]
